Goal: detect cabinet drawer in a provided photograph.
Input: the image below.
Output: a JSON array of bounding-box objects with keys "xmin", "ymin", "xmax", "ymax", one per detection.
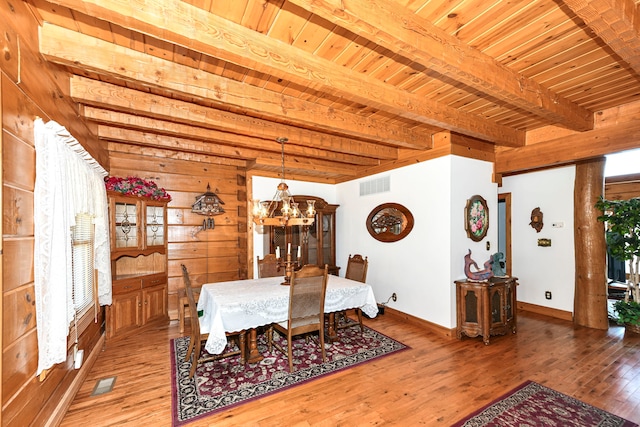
[
  {"xmin": 142, "ymin": 273, "xmax": 167, "ymax": 288},
  {"xmin": 113, "ymin": 277, "xmax": 142, "ymax": 295}
]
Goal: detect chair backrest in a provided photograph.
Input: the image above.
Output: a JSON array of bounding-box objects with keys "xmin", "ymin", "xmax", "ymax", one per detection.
[
  {"xmin": 257, "ymin": 254, "xmax": 280, "ymax": 278},
  {"xmin": 181, "ymin": 264, "xmax": 201, "ymax": 337},
  {"xmin": 288, "ymin": 264, "xmax": 328, "ymax": 330},
  {"xmin": 345, "ymin": 254, "xmax": 368, "ymax": 283}
]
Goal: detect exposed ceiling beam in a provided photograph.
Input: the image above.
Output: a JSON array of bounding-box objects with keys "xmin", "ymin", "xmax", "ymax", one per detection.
[
  {"xmin": 83, "ymin": 107, "xmax": 382, "ymax": 166},
  {"xmin": 108, "ymin": 141, "xmax": 248, "ymax": 167},
  {"xmin": 39, "ymin": 22, "xmax": 429, "ymax": 150},
  {"xmin": 41, "ymin": 0, "xmax": 526, "ymax": 146},
  {"xmin": 69, "ymin": 76, "xmax": 399, "ymax": 161},
  {"xmin": 99, "ymin": 125, "xmax": 357, "ymax": 176},
  {"xmin": 289, "ymin": 0, "xmax": 594, "ymax": 132},
  {"xmin": 562, "ymin": 0, "xmax": 640, "ymax": 75},
  {"xmin": 249, "ymin": 157, "xmax": 359, "ymax": 177},
  {"xmin": 495, "ymin": 119, "xmax": 640, "ymax": 174}
]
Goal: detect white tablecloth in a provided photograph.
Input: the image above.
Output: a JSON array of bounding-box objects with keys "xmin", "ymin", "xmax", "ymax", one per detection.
[{"xmin": 197, "ymin": 275, "xmax": 378, "ymax": 354}]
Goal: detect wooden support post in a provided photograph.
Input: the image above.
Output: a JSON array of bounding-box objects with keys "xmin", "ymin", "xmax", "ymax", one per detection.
[{"xmin": 574, "ymin": 158, "xmax": 609, "ymax": 330}]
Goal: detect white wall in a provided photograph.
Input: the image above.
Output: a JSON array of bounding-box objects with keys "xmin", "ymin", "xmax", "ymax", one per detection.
[
  {"xmin": 449, "ymin": 156, "xmax": 499, "ymax": 325},
  {"xmin": 250, "ymin": 159, "xmax": 576, "ymax": 328},
  {"xmin": 335, "ymin": 155, "xmax": 496, "ymax": 328},
  {"xmin": 501, "ymin": 166, "xmax": 576, "ymax": 313}
]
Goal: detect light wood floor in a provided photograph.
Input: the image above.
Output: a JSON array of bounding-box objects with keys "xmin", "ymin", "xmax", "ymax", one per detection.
[{"xmin": 60, "ymin": 310, "xmax": 640, "ymax": 426}]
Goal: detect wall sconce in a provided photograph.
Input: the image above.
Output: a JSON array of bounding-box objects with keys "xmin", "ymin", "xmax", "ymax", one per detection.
[{"xmin": 191, "ymin": 183, "xmax": 225, "ymax": 230}]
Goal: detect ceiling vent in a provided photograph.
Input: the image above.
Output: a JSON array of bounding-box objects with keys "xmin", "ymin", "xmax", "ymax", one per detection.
[{"xmin": 360, "ymin": 176, "xmax": 390, "ymax": 196}]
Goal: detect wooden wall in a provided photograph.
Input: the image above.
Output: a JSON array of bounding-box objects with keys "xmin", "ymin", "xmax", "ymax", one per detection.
[
  {"xmin": 1, "ymin": 2, "xmax": 108, "ymax": 426},
  {"xmin": 108, "ymin": 151, "xmax": 248, "ymax": 322}
]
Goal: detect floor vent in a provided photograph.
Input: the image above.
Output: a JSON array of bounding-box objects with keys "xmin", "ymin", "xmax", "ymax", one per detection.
[
  {"xmin": 359, "ymin": 176, "xmax": 390, "ymax": 196},
  {"xmin": 91, "ymin": 377, "xmax": 116, "ymax": 396}
]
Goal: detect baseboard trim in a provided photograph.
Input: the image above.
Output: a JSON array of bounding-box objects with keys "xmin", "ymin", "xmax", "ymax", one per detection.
[
  {"xmin": 382, "ymin": 306, "xmax": 457, "ymax": 339},
  {"xmin": 517, "ymin": 301, "xmax": 573, "ymax": 321},
  {"xmin": 46, "ymin": 333, "xmax": 105, "ymax": 427}
]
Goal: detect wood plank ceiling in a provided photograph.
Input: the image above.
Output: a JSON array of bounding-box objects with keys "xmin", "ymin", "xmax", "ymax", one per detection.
[{"xmin": 26, "ymin": 0, "xmax": 640, "ymax": 183}]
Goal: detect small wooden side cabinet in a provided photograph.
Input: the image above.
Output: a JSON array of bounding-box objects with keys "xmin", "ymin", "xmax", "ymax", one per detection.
[{"xmin": 454, "ymin": 277, "xmax": 518, "ymax": 345}]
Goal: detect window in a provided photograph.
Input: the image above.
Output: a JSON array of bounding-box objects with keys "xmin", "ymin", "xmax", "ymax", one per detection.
[{"xmin": 72, "ymin": 213, "xmax": 95, "ymax": 317}]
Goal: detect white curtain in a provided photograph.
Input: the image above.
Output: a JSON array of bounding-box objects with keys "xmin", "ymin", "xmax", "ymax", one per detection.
[{"xmin": 33, "ymin": 118, "xmax": 112, "ymax": 375}]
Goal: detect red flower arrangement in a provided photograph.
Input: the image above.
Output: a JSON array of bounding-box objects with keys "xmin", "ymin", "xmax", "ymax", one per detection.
[{"xmin": 104, "ymin": 176, "xmax": 171, "ymax": 201}]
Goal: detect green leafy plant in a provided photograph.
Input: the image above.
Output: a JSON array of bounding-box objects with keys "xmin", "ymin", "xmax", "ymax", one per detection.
[
  {"xmin": 596, "ymin": 197, "xmax": 640, "ymax": 325},
  {"xmin": 613, "ymin": 300, "xmax": 640, "ymax": 326}
]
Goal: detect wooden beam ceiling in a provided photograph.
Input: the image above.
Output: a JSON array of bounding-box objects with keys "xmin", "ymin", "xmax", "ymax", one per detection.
[
  {"xmin": 39, "ymin": 0, "xmax": 525, "ymax": 146},
  {"xmin": 562, "ymin": 0, "xmax": 640, "ymax": 75},
  {"xmin": 39, "ymin": 22, "xmax": 427, "ymax": 150},
  {"xmin": 24, "ymin": 0, "xmax": 640, "ymax": 179},
  {"xmin": 289, "ymin": 0, "xmax": 594, "ymax": 132}
]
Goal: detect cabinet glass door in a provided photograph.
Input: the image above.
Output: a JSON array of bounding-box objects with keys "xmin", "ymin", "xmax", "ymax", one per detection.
[
  {"xmin": 321, "ymin": 212, "xmax": 334, "ymax": 267},
  {"xmin": 114, "ymin": 201, "xmax": 139, "ymax": 248},
  {"xmin": 145, "ymin": 204, "xmax": 165, "ymax": 247}
]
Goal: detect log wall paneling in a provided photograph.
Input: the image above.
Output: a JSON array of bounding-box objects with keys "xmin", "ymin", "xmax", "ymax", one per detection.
[
  {"xmin": 574, "ymin": 158, "xmax": 609, "ymax": 330},
  {"xmin": 108, "ymin": 153, "xmax": 247, "ymax": 323},
  {"xmin": 1, "ymin": 2, "xmax": 109, "ymax": 424}
]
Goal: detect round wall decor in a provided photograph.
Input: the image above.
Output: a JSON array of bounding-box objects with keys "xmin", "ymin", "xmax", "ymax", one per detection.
[{"xmin": 366, "ymin": 203, "xmax": 414, "ymax": 242}]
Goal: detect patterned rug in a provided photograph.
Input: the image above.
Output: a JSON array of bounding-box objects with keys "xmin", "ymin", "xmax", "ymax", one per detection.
[
  {"xmin": 452, "ymin": 380, "xmax": 638, "ymax": 427},
  {"xmin": 170, "ymin": 325, "xmax": 408, "ymax": 426}
]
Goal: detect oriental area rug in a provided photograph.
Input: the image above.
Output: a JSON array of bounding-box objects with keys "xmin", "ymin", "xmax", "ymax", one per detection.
[
  {"xmin": 452, "ymin": 380, "xmax": 638, "ymax": 427},
  {"xmin": 170, "ymin": 325, "xmax": 407, "ymax": 426}
]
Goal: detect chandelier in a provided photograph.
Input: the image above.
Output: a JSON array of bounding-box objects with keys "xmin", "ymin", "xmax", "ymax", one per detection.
[{"xmin": 252, "ymin": 137, "xmax": 316, "ymax": 227}]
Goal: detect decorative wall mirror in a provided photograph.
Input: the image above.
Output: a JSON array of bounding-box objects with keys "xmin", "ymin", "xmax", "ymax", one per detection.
[
  {"xmin": 465, "ymin": 195, "xmax": 489, "ymax": 242},
  {"xmin": 366, "ymin": 203, "xmax": 414, "ymax": 242}
]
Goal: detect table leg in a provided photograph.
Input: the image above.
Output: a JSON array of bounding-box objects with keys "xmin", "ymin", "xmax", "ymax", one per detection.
[
  {"xmin": 327, "ymin": 312, "xmax": 338, "ymax": 342},
  {"xmin": 246, "ymin": 328, "xmax": 264, "ymax": 363}
]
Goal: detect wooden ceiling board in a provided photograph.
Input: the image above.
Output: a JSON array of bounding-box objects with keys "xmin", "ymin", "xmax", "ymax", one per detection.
[
  {"xmin": 449, "ymin": 1, "xmax": 530, "ymax": 47},
  {"xmin": 23, "ymin": 0, "xmax": 640, "ymax": 179},
  {"xmin": 544, "ymin": 57, "xmax": 631, "ymax": 93}
]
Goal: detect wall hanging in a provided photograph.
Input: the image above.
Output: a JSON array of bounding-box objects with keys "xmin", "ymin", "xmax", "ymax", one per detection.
[
  {"xmin": 191, "ymin": 183, "xmax": 225, "ymax": 230},
  {"xmin": 465, "ymin": 195, "xmax": 489, "ymax": 242},
  {"xmin": 530, "ymin": 207, "xmax": 543, "ymax": 232},
  {"xmin": 366, "ymin": 203, "xmax": 414, "ymax": 242}
]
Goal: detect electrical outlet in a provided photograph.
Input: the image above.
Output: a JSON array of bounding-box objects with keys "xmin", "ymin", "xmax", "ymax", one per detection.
[
  {"xmin": 545, "ymin": 291, "xmax": 552, "ymax": 300},
  {"xmin": 391, "ymin": 292, "xmax": 397, "ymax": 302}
]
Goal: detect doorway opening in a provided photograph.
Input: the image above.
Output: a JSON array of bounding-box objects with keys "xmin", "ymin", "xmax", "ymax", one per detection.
[{"xmin": 498, "ymin": 193, "xmax": 512, "ymax": 276}]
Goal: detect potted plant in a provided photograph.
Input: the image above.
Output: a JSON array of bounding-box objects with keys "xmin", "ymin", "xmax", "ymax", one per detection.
[{"xmin": 596, "ymin": 197, "xmax": 640, "ymax": 333}]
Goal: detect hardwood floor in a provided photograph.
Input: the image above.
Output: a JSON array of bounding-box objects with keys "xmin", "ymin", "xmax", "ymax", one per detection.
[{"xmin": 60, "ymin": 310, "xmax": 640, "ymax": 426}]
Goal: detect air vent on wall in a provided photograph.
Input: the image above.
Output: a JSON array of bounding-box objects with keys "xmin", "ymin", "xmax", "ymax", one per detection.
[{"xmin": 360, "ymin": 176, "xmax": 390, "ymax": 196}]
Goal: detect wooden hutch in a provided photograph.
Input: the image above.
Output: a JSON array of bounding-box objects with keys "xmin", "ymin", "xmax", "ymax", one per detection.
[
  {"xmin": 266, "ymin": 195, "xmax": 340, "ymax": 275},
  {"xmin": 106, "ymin": 192, "xmax": 169, "ymax": 340}
]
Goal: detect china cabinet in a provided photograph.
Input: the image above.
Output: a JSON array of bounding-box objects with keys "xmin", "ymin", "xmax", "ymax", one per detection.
[
  {"xmin": 454, "ymin": 277, "xmax": 518, "ymax": 345},
  {"xmin": 107, "ymin": 192, "xmax": 169, "ymax": 340},
  {"xmin": 267, "ymin": 196, "xmax": 340, "ymax": 275}
]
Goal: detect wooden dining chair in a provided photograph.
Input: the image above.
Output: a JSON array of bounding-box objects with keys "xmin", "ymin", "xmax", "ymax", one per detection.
[
  {"xmin": 336, "ymin": 254, "xmax": 369, "ymax": 333},
  {"xmin": 257, "ymin": 254, "xmax": 281, "ymax": 278},
  {"xmin": 181, "ymin": 264, "xmax": 246, "ymax": 378},
  {"xmin": 267, "ymin": 264, "xmax": 329, "ymax": 372},
  {"xmin": 178, "ymin": 286, "xmax": 200, "ymax": 334}
]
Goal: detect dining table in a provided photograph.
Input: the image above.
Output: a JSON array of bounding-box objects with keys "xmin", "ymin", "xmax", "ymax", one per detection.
[{"xmin": 197, "ymin": 274, "xmax": 378, "ymax": 363}]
